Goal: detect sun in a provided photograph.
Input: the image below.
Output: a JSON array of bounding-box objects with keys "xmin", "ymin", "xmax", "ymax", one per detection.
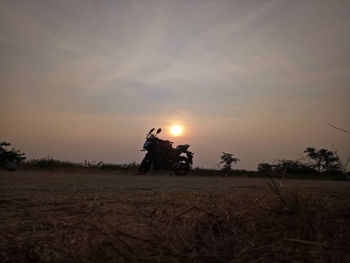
[{"xmin": 170, "ymin": 125, "xmax": 182, "ymax": 136}]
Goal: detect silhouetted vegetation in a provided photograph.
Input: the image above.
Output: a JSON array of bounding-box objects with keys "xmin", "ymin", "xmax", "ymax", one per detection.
[
  {"xmin": 256, "ymin": 147, "xmax": 345, "ymax": 179},
  {"xmin": 258, "ymin": 159, "xmax": 315, "ymax": 175},
  {"xmin": 0, "ymin": 141, "xmax": 26, "ymax": 170},
  {"xmin": 21, "ymin": 157, "xmax": 139, "ymax": 173},
  {"xmin": 304, "ymin": 147, "xmax": 341, "ymax": 173},
  {"xmin": 220, "ymin": 152, "xmax": 239, "ymax": 171},
  {"xmin": 24, "ymin": 157, "xmax": 80, "ymax": 170}
]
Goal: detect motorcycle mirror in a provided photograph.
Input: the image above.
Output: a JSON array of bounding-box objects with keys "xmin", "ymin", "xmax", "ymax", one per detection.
[
  {"xmin": 156, "ymin": 128, "xmax": 162, "ymax": 134},
  {"xmin": 148, "ymin": 128, "xmax": 155, "ymax": 135}
]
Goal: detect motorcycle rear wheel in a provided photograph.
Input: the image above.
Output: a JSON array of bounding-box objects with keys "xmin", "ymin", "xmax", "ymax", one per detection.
[{"xmin": 174, "ymin": 156, "xmax": 190, "ymax": 176}]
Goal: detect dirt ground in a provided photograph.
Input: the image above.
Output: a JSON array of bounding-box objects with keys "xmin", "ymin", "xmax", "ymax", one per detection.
[
  {"xmin": 0, "ymin": 171, "xmax": 349, "ymax": 262},
  {"xmin": 0, "ymin": 170, "xmax": 349, "ymax": 199}
]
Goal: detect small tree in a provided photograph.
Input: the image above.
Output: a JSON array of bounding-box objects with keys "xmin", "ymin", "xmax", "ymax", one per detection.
[
  {"xmin": 304, "ymin": 147, "xmax": 341, "ymax": 173},
  {"xmin": 0, "ymin": 141, "xmax": 26, "ymax": 170},
  {"xmin": 220, "ymin": 152, "xmax": 239, "ymax": 171}
]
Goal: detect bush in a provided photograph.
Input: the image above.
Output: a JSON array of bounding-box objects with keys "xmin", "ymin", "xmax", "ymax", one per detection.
[
  {"xmin": 24, "ymin": 157, "xmax": 80, "ymax": 170},
  {"xmin": 257, "ymin": 163, "xmax": 273, "ymax": 173},
  {"xmin": 21, "ymin": 158, "xmax": 140, "ymax": 174},
  {"xmin": 0, "ymin": 141, "xmax": 26, "ymax": 170}
]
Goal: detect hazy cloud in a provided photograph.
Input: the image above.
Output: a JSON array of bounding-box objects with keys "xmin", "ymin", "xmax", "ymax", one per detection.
[{"xmin": 1, "ymin": 0, "xmax": 349, "ymax": 168}]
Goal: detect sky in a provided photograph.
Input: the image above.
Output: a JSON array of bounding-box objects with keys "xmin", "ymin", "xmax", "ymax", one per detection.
[{"xmin": 1, "ymin": 0, "xmax": 349, "ymax": 170}]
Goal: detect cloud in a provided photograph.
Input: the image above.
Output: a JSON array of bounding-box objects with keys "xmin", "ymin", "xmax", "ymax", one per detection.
[{"xmin": 1, "ymin": 0, "xmax": 349, "ymax": 168}]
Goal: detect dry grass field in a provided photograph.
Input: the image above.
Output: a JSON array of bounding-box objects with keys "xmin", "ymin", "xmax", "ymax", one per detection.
[{"xmin": 0, "ymin": 171, "xmax": 349, "ymax": 262}]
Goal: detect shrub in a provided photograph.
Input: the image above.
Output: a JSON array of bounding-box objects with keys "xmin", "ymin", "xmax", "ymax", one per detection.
[
  {"xmin": 25, "ymin": 157, "xmax": 80, "ymax": 170},
  {"xmin": 0, "ymin": 141, "xmax": 26, "ymax": 170}
]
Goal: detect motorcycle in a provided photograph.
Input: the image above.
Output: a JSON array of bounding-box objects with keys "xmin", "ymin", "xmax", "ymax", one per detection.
[{"xmin": 138, "ymin": 128, "xmax": 194, "ymax": 176}]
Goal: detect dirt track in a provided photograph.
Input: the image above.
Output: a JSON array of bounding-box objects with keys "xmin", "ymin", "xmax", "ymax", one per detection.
[
  {"xmin": 1, "ymin": 170, "xmax": 350, "ymax": 262},
  {"xmin": 0, "ymin": 170, "xmax": 349, "ymax": 199}
]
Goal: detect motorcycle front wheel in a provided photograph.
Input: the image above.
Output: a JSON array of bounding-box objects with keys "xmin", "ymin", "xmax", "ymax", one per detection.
[
  {"xmin": 173, "ymin": 156, "xmax": 190, "ymax": 176},
  {"xmin": 139, "ymin": 156, "xmax": 152, "ymax": 174}
]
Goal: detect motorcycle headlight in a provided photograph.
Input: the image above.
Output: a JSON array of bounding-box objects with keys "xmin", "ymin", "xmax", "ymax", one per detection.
[{"xmin": 143, "ymin": 141, "xmax": 151, "ymax": 149}]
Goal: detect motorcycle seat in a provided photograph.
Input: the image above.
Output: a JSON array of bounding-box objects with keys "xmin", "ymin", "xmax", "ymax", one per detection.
[{"xmin": 176, "ymin": 144, "xmax": 190, "ymax": 151}]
